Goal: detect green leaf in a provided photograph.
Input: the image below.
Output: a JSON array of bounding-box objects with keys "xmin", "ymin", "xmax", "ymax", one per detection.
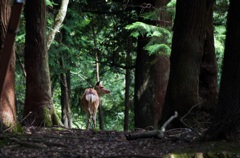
[
  {"xmin": 46, "ymin": 0, "xmax": 57, "ymax": 7},
  {"xmin": 144, "ymin": 44, "xmax": 171, "ymax": 56}
]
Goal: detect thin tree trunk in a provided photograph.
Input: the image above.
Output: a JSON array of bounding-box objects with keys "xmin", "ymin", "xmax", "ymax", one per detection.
[
  {"xmin": 60, "ymin": 56, "xmax": 72, "ymax": 128},
  {"xmin": 47, "ymin": 0, "xmax": 69, "ymax": 50},
  {"xmin": 92, "ymin": 23, "xmax": 100, "ymax": 82},
  {"xmin": 124, "ymin": 52, "xmax": 131, "ymax": 131},
  {"xmin": 66, "ymin": 70, "xmax": 71, "ymax": 127},
  {"xmin": 92, "ymin": 22, "xmax": 104, "ymax": 130}
]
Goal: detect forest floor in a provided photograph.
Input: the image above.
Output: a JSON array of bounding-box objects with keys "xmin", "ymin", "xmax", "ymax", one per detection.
[{"xmin": 1, "ymin": 127, "xmax": 240, "ymax": 158}]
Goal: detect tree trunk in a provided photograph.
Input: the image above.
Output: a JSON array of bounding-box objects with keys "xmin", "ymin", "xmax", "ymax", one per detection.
[
  {"xmin": 152, "ymin": 0, "xmax": 171, "ymax": 129},
  {"xmin": 162, "ymin": 0, "xmax": 213, "ymax": 127},
  {"xmin": 24, "ymin": 0, "xmax": 61, "ymax": 126},
  {"xmin": 199, "ymin": 0, "xmax": 218, "ymax": 111},
  {"xmin": 205, "ymin": 0, "xmax": 240, "ymax": 140},
  {"xmin": 124, "ymin": 51, "xmax": 131, "ymax": 131},
  {"xmin": 152, "ymin": 55, "xmax": 169, "ymax": 128},
  {"xmin": 0, "ymin": 0, "xmax": 18, "ymax": 131},
  {"xmin": 134, "ymin": 0, "xmax": 171, "ymax": 129},
  {"xmin": 134, "ymin": 35, "xmax": 154, "ymax": 128},
  {"xmin": 92, "ymin": 22, "xmax": 104, "ymax": 130},
  {"xmin": 60, "ymin": 56, "xmax": 72, "ymax": 128},
  {"xmin": 47, "ymin": 0, "xmax": 69, "ymax": 50}
]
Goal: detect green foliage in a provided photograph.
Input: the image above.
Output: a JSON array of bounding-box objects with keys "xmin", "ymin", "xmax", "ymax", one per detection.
[
  {"xmin": 214, "ymin": 0, "xmax": 229, "ymax": 83},
  {"xmin": 214, "ymin": 0, "xmax": 229, "ymax": 25},
  {"xmin": 46, "ymin": 0, "xmax": 136, "ymax": 131},
  {"xmin": 144, "ymin": 43, "xmax": 171, "ymax": 56},
  {"xmin": 46, "ymin": 0, "xmax": 57, "ymax": 7},
  {"xmin": 125, "ymin": 22, "xmax": 172, "ymax": 55},
  {"xmin": 125, "ymin": 22, "xmax": 158, "ymax": 37},
  {"xmin": 14, "ymin": 0, "xmax": 228, "ymax": 131},
  {"xmin": 124, "ymin": 0, "xmax": 175, "ymax": 56}
]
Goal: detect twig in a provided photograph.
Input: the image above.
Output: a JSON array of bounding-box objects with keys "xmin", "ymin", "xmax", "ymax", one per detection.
[
  {"xmin": 71, "ymin": 71, "xmax": 93, "ymax": 88},
  {"xmin": 180, "ymin": 103, "xmax": 203, "ymax": 137},
  {"xmin": 181, "ymin": 103, "xmax": 200, "ymax": 123}
]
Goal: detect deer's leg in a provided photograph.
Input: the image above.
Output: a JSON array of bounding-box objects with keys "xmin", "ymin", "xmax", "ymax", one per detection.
[
  {"xmin": 86, "ymin": 103, "xmax": 92, "ymax": 129},
  {"xmin": 86, "ymin": 112, "xmax": 91, "ymax": 130},
  {"xmin": 92, "ymin": 112, "xmax": 97, "ymax": 129}
]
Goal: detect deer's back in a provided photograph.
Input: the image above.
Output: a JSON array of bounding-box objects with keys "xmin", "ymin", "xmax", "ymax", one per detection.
[{"xmin": 81, "ymin": 88, "xmax": 100, "ymax": 113}]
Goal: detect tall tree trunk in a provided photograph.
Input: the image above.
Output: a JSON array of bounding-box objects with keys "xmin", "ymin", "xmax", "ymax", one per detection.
[
  {"xmin": 124, "ymin": 51, "xmax": 131, "ymax": 131},
  {"xmin": 152, "ymin": 0, "xmax": 171, "ymax": 129},
  {"xmin": 58, "ymin": 30, "xmax": 72, "ymax": 128},
  {"xmin": 60, "ymin": 56, "xmax": 72, "ymax": 128},
  {"xmin": 92, "ymin": 22, "xmax": 104, "ymax": 130},
  {"xmin": 0, "ymin": 0, "xmax": 17, "ymax": 131},
  {"xmin": 47, "ymin": 0, "xmax": 69, "ymax": 50},
  {"xmin": 24, "ymin": 0, "xmax": 61, "ymax": 126},
  {"xmin": 199, "ymin": 0, "xmax": 218, "ymax": 111},
  {"xmin": 134, "ymin": 0, "xmax": 171, "ymax": 129},
  {"xmin": 152, "ymin": 55, "xmax": 169, "ymax": 128},
  {"xmin": 134, "ymin": 35, "xmax": 154, "ymax": 128},
  {"xmin": 134, "ymin": 0, "xmax": 156, "ymax": 129},
  {"xmin": 162, "ymin": 0, "xmax": 213, "ymax": 127},
  {"xmin": 205, "ymin": 0, "xmax": 240, "ymax": 140}
]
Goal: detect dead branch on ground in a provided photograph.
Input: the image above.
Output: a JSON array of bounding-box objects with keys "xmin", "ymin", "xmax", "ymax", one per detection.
[{"xmin": 125, "ymin": 111, "xmax": 178, "ymax": 140}]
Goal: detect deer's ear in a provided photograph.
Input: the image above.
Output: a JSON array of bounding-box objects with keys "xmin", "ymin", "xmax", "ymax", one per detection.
[{"xmin": 96, "ymin": 81, "xmax": 101, "ymax": 86}]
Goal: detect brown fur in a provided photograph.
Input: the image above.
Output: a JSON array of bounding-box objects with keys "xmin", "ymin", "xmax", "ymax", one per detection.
[{"xmin": 80, "ymin": 82, "xmax": 110, "ymax": 129}]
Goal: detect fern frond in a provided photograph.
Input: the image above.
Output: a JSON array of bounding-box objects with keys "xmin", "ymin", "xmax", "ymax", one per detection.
[{"xmin": 144, "ymin": 44, "xmax": 171, "ymax": 56}]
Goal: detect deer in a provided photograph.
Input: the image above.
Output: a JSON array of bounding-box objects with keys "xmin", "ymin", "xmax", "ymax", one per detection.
[{"xmin": 80, "ymin": 81, "xmax": 110, "ymax": 129}]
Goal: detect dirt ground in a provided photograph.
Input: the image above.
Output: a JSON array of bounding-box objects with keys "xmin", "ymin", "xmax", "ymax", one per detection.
[{"xmin": 1, "ymin": 127, "xmax": 240, "ymax": 158}]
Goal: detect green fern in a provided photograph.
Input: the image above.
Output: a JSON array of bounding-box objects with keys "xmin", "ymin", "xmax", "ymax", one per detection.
[
  {"xmin": 144, "ymin": 44, "xmax": 171, "ymax": 56},
  {"xmin": 46, "ymin": 0, "xmax": 57, "ymax": 7},
  {"xmin": 125, "ymin": 21, "xmax": 172, "ymax": 55}
]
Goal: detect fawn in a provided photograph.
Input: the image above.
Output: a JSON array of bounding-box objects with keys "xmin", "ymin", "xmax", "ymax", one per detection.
[{"xmin": 80, "ymin": 81, "xmax": 110, "ymax": 129}]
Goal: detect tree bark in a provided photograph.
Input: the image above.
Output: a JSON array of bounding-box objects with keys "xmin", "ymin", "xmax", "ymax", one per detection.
[
  {"xmin": 91, "ymin": 22, "xmax": 104, "ymax": 130},
  {"xmin": 134, "ymin": 0, "xmax": 170, "ymax": 129},
  {"xmin": 205, "ymin": 0, "xmax": 240, "ymax": 140},
  {"xmin": 47, "ymin": 0, "xmax": 69, "ymax": 50},
  {"xmin": 152, "ymin": 55, "xmax": 169, "ymax": 128},
  {"xmin": 162, "ymin": 0, "xmax": 214, "ymax": 127},
  {"xmin": 124, "ymin": 51, "xmax": 131, "ymax": 131},
  {"xmin": 152, "ymin": 0, "xmax": 171, "ymax": 129},
  {"xmin": 199, "ymin": 0, "xmax": 218, "ymax": 111},
  {"xmin": 60, "ymin": 56, "xmax": 72, "ymax": 128},
  {"xmin": 134, "ymin": 35, "xmax": 154, "ymax": 128},
  {"xmin": 0, "ymin": 0, "xmax": 20, "ymax": 132},
  {"xmin": 24, "ymin": 0, "xmax": 61, "ymax": 126}
]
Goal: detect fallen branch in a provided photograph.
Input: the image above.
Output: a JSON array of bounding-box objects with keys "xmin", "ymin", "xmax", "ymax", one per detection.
[
  {"xmin": 125, "ymin": 111, "xmax": 178, "ymax": 140},
  {"xmin": 159, "ymin": 111, "xmax": 178, "ymax": 138}
]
